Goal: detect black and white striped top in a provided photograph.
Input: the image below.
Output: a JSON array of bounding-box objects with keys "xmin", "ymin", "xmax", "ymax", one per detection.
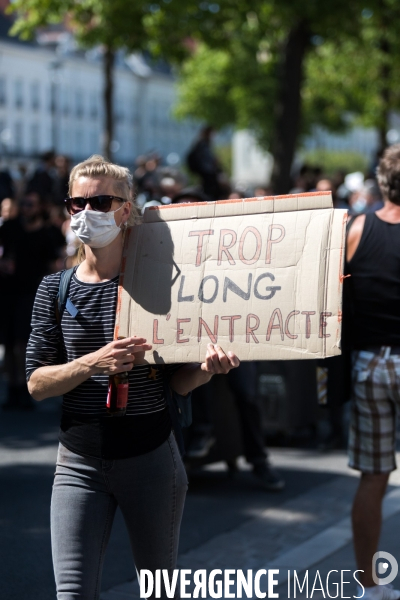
[{"xmin": 26, "ymin": 271, "xmax": 181, "ymax": 459}]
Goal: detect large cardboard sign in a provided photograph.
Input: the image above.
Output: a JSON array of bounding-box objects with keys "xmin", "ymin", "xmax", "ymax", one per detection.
[{"xmin": 115, "ymin": 192, "xmax": 347, "ymax": 363}]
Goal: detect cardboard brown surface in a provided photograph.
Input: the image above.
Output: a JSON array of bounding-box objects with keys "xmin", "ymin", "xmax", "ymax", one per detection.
[{"xmin": 115, "ymin": 192, "xmax": 347, "ymax": 363}]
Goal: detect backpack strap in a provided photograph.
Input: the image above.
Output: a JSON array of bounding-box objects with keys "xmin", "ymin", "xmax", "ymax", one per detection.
[{"xmin": 55, "ymin": 266, "xmax": 77, "ymax": 325}]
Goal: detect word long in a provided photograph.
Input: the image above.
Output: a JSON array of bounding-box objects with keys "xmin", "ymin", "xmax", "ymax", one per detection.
[
  {"xmin": 178, "ymin": 273, "xmax": 281, "ymax": 304},
  {"xmin": 153, "ymin": 310, "xmax": 332, "ymax": 344}
]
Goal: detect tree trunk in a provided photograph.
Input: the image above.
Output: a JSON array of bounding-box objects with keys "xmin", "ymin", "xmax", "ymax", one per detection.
[
  {"xmin": 378, "ymin": 41, "xmax": 390, "ymax": 153},
  {"xmin": 270, "ymin": 21, "xmax": 310, "ymax": 195},
  {"xmin": 103, "ymin": 46, "xmax": 115, "ymax": 161},
  {"xmin": 377, "ymin": 2, "xmax": 391, "ymax": 153}
]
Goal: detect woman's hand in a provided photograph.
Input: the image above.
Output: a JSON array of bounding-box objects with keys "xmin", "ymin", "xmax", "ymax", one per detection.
[
  {"xmin": 170, "ymin": 344, "xmax": 240, "ymax": 396},
  {"xmin": 85, "ymin": 337, "xmax": 152, "ymax": 375},
  {"xmin": 200, "ymin": 343, "xmax": 240, "ymax": 375},
  {"xmin": 28, "ymin": 336, "xmax": 152, "ymax": 401}
]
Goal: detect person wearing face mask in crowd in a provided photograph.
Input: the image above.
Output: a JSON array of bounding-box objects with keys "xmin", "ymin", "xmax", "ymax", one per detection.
[
  {"xmin": 0, "ymin": 191, "xmax": 63, "ymax": 410},
  {"xmin": 25, "ymin": 155, "xmax": 240, "ymax": 600},
  {"xmin": 349, "ymin": 180, "xmax": 383, "ymax": 215}
]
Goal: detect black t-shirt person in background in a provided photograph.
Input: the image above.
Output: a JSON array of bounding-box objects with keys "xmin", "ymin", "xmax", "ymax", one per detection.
[
  {"xmin": 345, "ymin": 144, "xmax": 400, "ymax": 599},
  {"xmin": 186, "ymin": 126, "xmax": 226, "ymax": 200},
  {"xmin": 0, "ymin": 191, "xmax": 63, "ymax": 409}
]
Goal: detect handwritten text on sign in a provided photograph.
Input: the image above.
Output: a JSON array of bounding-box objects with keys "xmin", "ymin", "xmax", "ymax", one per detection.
[{"xmin": 116, "ymin": 201, "xmax": 346, "ymax": 362}]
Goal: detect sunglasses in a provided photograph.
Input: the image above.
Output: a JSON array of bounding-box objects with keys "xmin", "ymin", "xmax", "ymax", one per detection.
[{"xmin": 64, "ymin": 195, "xmax": 126, "ymax": 215}]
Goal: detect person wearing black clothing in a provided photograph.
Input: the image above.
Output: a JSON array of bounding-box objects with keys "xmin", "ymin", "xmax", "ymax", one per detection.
[
  {"xmin": 0, "ymin": 168, "xmax": 14, "ymax": 201},
  {"xmin": 346, "ymin": 144, "xmax": 400, "ymax": 600},
  {"xmin": 0, "ymin": 191, "xmax": 62, "ymax": 409},
  {"xmin": 26, "ymin": 155, "xmax": 239, "ymax": 600},
  {"xmin": 26, "ymin": 150, "xmax": 56, "ymax": 204},
  {"xmin": 188, "ymin": 363, "xmax": 285, "ymax": 491},
  {"xmin": 186, "ymin": 126, "xmax": 224, "ymax": 200},
  {"xmin": 53, "ymin": 154, "xmax": 71, "ymax": 206}
]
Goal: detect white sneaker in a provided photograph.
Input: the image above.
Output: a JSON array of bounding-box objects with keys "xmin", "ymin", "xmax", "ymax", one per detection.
[{"xmin": 357, "ymin": 584, "xmax": 400, "ymax": 599}]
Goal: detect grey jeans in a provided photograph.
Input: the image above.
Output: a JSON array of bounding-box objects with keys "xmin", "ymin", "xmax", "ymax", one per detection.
[{"xmin": 51, "ymin": 433, "xmax": 188, "ymax": 600}]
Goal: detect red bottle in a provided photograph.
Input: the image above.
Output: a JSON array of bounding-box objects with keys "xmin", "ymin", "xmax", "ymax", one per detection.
[{"xmin": 106, "ymin": 371, "xmax": 129, "ymax": 416}]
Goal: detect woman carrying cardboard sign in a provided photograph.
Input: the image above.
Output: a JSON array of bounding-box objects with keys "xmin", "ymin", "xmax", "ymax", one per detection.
[{"xmin": 25, "ymin": 155, "xmax": 239, "ymax": 600}]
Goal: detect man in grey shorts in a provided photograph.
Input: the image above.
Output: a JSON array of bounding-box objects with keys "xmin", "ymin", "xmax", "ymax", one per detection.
[{"xmin": 346, "ymin": 144, "xmax": 400, "ymax": 600}]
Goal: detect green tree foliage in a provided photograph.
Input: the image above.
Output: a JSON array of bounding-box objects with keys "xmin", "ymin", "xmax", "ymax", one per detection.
[
  {"xmin": 304, "ymin": 1, "xmax": 400, "ymax": 151},
  {"xmin": 174, "ymin": 42, "xmax": 276, "ymax": 143},
  {"xmin": 148, "ymin": 0, "xmax": 371, "ymax": 192},
  {"xmin": 174, "ymin": 42, "xmax": 279, "ymax": 149},
  {"xmin": 299, "ymin": 149, "xmax": 368, "ymax": 176},
  {"xmin": 9, "ymin": 0, "xmax": 148, "ymax": 49},
  {"xmin": 170, "ymin": 0, "xmax": 400, "ymax": 187}
]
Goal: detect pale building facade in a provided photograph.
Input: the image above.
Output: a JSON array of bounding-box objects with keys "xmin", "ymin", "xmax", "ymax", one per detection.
[{"xmin": 0, "ymin": 35, "xmax": 199, "ymax": 166}]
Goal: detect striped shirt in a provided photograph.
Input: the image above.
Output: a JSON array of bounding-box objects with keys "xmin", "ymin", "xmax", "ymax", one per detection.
[{"xmin": 26, "ymin": 271, "xmax": 181, "ymax": 459}]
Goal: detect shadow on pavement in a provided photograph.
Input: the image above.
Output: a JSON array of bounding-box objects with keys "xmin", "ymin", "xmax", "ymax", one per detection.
[
  {"xmin": 0, "ymin": 397, "xmax": 62, "ymax": 450},
  {"xmin": 179, "ymin": 466, "xmax": 336, "ymax": 555},
  {"xmin": 0, "ymin": 463, "xmax": 56, "ymax": 600}
]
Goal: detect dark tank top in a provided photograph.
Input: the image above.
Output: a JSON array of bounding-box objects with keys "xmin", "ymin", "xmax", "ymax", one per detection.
[{"xmin": 346, "ymin": 213, "xmax": 400, "ymax": 348}]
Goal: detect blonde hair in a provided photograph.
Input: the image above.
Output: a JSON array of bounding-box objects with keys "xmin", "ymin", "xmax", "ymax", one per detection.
[
  {"xmin": 69, "ymin": 154, "xmax": 139, "ymax": 226},
  {"xmin": 69, "ymin": 155, "xmax": 140, "ymax": 262}
]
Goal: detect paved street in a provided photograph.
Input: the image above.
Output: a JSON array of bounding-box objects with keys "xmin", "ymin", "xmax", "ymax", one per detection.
[{"xmin": 1, "ymin": 391, "xmax": 400, "ymax": 600}]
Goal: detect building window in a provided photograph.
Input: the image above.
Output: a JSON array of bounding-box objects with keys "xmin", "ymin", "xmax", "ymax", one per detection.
[
  {"xmin": 75, "ymin": 90, "xmax": 84, "ymax": 119},
  {"xmin": 0, "ymin": 120, "xmax": 4, "ymax": 149},
  {"xmin": 15, "ymin": 121, "xmax": 23, "ymax": 152},
  {"xmin": 15, "ymin": 80, "xmax": 23, "ymax": 109},
  {"xmin": 45, "ymin": 85, "xmax": 51, "ymax": 111},
  {"xmin": 0, "ymin": 78, "xmax": 6, "ymax": 106},
  {"xmin": 153, "ymin": 101, "xmax": 159, "ymax": 126},
  {"xmin": 60, "ymin": 127, "xmax": 70, "ymax": 153},
  {"xmin": 115, "ymin": 97, "xmax": 125, "ymax": 123},
  {"xmin": 30, "ymin": 81, "xmax": 40, "ymax": 110},
  {"xmin": 90, "ymin": 92, "xmax": 98, "ymax": 119},
  {"xmin": 149, "ymin": 101, "xmax": 156, "ymax": 127},
  {"xmin": 30, "ymin": 123, "xmax": 39, "ymax": 153},
  {"xmin": 75, "ymin": 130, "xmax": 83, "ymax": 156},
  {"xmin": 90, "ymin": 130, "xmax": 98, "ymax": 153},
  {"xmin": 62, "ymin": 86, "xmax": 69, "ymax": 116}
]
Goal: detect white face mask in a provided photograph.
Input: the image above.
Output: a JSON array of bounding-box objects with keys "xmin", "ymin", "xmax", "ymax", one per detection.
[{"xmin": 70, "ymin": 204, "xmax": 125, "ymax": 248}]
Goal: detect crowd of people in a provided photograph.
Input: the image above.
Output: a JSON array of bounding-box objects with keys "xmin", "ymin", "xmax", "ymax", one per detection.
[
  {"xmin": 0, "ymin": 135, "xmax": 388, "ymax": 496},
  {"xmin": 0, "ymin": 134, "xmax": 385, "ymax": 421},
  {"xmin": 0, "ymin": 152, "xmax": 70, "ymax": 410},
  {"xmin": 1, "ymin": 137, "xmax": 400, "ymax": 599}
]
